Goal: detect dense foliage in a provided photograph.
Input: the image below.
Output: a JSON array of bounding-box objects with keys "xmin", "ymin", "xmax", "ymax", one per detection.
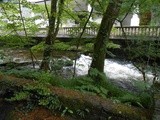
[{"xmin": 0, "ymin": 0, "xmax": 159, "ymax": 119}]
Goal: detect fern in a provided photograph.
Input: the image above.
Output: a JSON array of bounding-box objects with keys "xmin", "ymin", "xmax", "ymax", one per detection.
[
  {"xmin": 6, "ymin": 91, "xmax": 29, "ymax": 101},
  {"xmin": 74, "ymin": 76, "xmax": 108, "ymax": 98}
]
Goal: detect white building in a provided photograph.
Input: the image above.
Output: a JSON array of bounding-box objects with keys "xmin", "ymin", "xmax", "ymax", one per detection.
[{"xmin": 1, "ymin": 0, "xmax": 140, "ymax": 27}]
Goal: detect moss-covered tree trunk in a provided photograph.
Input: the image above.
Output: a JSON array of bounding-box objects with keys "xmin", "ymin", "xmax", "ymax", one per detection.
[
  {"xmin": 40, "ymin": 0, "xmax": 57, "ymax": 70},
  {"xmin": 40, "ymin": 0, "xmax": 64, "ymax": 70},
  {"xmin": 89, "ymin": 0, "xmax": 123, "ymax": 73},
  {"xmin": 0, "ymin": 75, "xmax": 152, "ymax": 120}
]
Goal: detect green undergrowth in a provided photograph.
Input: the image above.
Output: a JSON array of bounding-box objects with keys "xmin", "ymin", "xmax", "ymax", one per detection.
[
  {"xmin": 2, "ymin": 68, "xmax": 153, "ymax": 109},
  {"xmin": 31, "ymin": 39, "xmax": 120, "ymax": 53},
  {"xmin": 31, "ymin": 41, "xmax": 72, "ymax": 53},
  {"xmin": 0, "ymin": 35, "xmax": 34, "ymax": 48},
  {"xmin": 4, "ymin": 82, "xmax": 76, "ymax": 117}
]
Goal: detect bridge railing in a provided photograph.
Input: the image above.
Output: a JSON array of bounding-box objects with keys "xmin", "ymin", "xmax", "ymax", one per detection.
[
  {"xmin": 111, "ymin": 26, "xmax": 160, "ymax": 38},
  {"xmin": 58, "ymin": 27, "xmax": 98, "ymax": 36},
  {"xmin": 37, "ymin": 27, "xmax": 98, "ymax": 37},
  {"xmin": 57, "ymin": 26, "xmax": 160, "ymax": 38},
  {"xmin": 1, "ymin": 26, "xmax": 160, "ymax": 39}
]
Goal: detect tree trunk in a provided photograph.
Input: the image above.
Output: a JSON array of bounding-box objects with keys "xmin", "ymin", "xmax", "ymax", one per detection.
[
  {"xmin": 89, "ymin": 0, "xmax": 123, "ymax": 73},
  {"xmin": 40, "ymin": 0, "xmax": 64, "ymax": 71}
]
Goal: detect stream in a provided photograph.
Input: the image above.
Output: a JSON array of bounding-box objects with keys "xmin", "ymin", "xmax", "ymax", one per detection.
[{"xmin": 0, "ymin": 49, "xmax": 159, "ymax": 91}]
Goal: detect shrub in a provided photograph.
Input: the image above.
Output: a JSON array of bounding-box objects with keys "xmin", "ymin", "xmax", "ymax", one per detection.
[
  {"xmin": 31, "ymin": 42, "xmax": 45, "ymax": 52},
  {"xmin": 53, "ymin": 42, "xmax": 71, "ymax": 51}
]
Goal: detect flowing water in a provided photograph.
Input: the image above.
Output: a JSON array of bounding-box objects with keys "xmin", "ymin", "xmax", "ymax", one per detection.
[
  {"xmin": 0, "ymin": 49, "xmax": 159, "ymax": 90},
  {"xmin": 74, "ymin": 54, "xmax": 156, "ymax": 90},
  {"xmin": 75, "ymin": 54, "xmax": 153, "ymax": 80}
]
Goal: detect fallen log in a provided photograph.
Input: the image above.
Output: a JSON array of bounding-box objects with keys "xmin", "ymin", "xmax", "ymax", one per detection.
[{"xmin": 0, "ymin": 74, "xmax": 152, "ymax": 120}]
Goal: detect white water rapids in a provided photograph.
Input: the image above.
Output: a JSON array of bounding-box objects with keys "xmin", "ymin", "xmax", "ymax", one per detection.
[
  {"xmin": 75, "ymin": 54, "xmax": 153, "ymax": 81},
  {"xmin": 72, "ymin": 54, "xmax": 156, "ymax": 90}
]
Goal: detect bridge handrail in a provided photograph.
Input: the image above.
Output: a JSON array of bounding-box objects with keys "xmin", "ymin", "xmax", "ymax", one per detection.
[
  {"xmin": 114, "ymin": 26, "xmax": 160, "ymax": 28},
  {"xmin": 38, "ymin": 27, "xmax": 98, "ymax": 36},
  {"xmin": 1, "ymin": 26, "xmax": 160, "ymax": 39},
  {"xmin": 57, "ymin": 26, "xmax": 160, "ymax": 37},
  {"xmin": 112, "ymin": 26, "xmax": 160, "ymax": 37}
]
